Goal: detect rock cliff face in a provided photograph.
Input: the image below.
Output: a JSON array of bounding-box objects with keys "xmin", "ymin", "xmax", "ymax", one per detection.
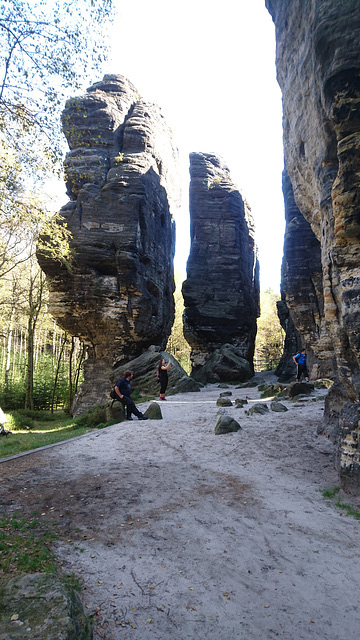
[
  {"xmin": 182, "ymin": 153, "xmax": 260, "ymax": 380},
  {"xmin": 37, "ymin": 75, "xmax": 180, "ymax": 414},
  {"xmin": 276, "ymin": 169, "xmax": 335, "ymax": 381},
  {"xmin": 266, "ymin": 1, "xmax": 360, "ymax": 492}
]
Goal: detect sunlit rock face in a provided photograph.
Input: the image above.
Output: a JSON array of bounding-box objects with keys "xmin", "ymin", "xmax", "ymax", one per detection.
[
  {"xmin": 266, "ymin": 0, "xmax": 360, "ymax": 492},
  {"xmin": 276, "ymin": 169, "xmax": 336, "ymax": 382},
  {"xmin": 182, "ymin": 152, "xmax": 260, "ymax": 380},
  {"xmin": 38, "ymin": 75, "xmax": 180, "ymax": 415}
]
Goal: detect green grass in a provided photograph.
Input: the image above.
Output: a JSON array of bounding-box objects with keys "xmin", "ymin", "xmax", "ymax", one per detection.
[
  {"xmin": 0, "ymin": 414, "xmax": 91, "ymax": 459},
  {"xmin": 0, "ymin": 513, "xmax": 58, "ymax": 574},
  {"xmin": 0, "ymin": 395, "xmax": 156, "ymax": 459},
  {"xmin": 322, "ymin": 487, "xmax": 360, "ymax": 519},
  {"xmin": 335, "ymin": 500, "xmax": 360, "ymax": 519},
  {"xmin": 322, "ymin": 486, "xmax": 340, "ymax": 499}
]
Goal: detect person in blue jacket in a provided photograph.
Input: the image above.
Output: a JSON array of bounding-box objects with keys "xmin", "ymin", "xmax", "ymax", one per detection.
[
  {"xmin": 293, "ymin": 348, "xmax": 309, "ymax": 382},
  {"xmin": 114, "ymin": 370, "xmax": 148, "ymax": 421}
]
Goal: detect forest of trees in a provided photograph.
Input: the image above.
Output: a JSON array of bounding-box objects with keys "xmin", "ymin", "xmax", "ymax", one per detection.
[
  {"xmin": 0, "ymin": 0, "xmax": 112, "ymax": 410},
  {"xmin": 0, "ymin": 1, "xmax": 284, "ymax": 414}
]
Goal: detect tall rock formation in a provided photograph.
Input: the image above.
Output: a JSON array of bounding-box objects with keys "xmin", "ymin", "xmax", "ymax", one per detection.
[
  {"xmin": 276, "ymin": 169, "xmax": 335, "ymax": 381},
  {"xmin": 182, "ymin": 152, "xmax": 260, "ymax": 380},
  {"xmin": 266, "ymin": 1, "xmax": 360, "ymax": 492},
  {"xmin": 37, "ymin": 75, "xmax": 180, "ymax": 415}
]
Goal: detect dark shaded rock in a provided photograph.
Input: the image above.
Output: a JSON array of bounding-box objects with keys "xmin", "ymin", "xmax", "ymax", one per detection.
[
  {"xmin": 248, "ymin": 403, "xmax": 269, "ymax": 415},
  {"xmin": 144, "ymin": 402, "xmax": 162, "ymax": 420},
  {"xmin": 105, "ymin": 400, "xmax": 125, "ymax": 423},
  {"xmin": 292, "ymin": 395, "xmax": 312, "ymax": 403},
  {"xmin": 215, "ymin": 415, "xmax": 241, "ymax": 435},
  {"xmin": 192, "ymin": 343, "xmax": 253, "ymax": 385},
  {"xmin": 236, "ymin": 379, "xmax": 261, "ymax": 388},
  {"xmin": 216, "ymin": 397, "xmax": 233, "ymax": 407},
  {"xmin": 266, "ymin": 0, "xmax": 360, "ymax": 490},
  {"xmin": 37, "ymin": 75, "xmax": 180, "ymax": 416},
  {"xmin": 276, "ymin": 170, "xmax": 335, "ymax": 382},
  {"xmin": 234, "ymin": 398, "xmax": 248, "ymax": 408},
  {"xmin": 270, "ymin": 401, "xmax": 289, "ymax": 413},
  {"xmin": 0, "ymin": 573, "xmax": 92, "ymax": 640},
  {"xmin": 319, "ymin": 378, "xmax": 348, "ymax": 443},
  {"xmin": 288, "ymin": 382, "xmax": 314, "ymax": 398},
  {"xmin": 182, "ymin": 152, "xmax": 260, "ymax": 378},
  {"xmin": 219, "ymin": 391, "xmax": 232, "ymax": 397},
  {"xmin": 111, "ymin": 350, "xmax": 200, "ymax": 400}
]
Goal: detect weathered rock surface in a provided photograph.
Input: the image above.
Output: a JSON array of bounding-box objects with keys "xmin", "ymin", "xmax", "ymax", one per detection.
[
  {"xmin": 110, "ymin": 350, "xmax": 200, "ymax": 404},
  {"xmin": 192, "ymin": 343, "xmax": 254, "ymax": 385},
  {"xmin": 37, "ymin": 74, "xmax": 180, "ymax": 415},
  {"xmin": 0, "ymin": 573, "xmax": 92, "ymax": 640},
  {"xmin": 276, "ymin": 169, "xmax": 335, "ymax": 381},
  {"xmin": 182, "ymin": 152, "xmax": 260, "ymax": 380},
  {"xmin": 144, "ymin": 402, "xmax": 163, "ymax": 420},
  {"xmin": 248, "ymin": 403, "xmax": 269, "ymax": 416},
  {"xmin": 288, "ymin": 382, "xmax": 315, "ymax": 398},
  {"xmin": 270, "ymin": 400, "xmax": 289, "ymax": 413},
  {"xmin": 214, "ymin": 415, "xmax": 241, "ymax": 435},
  {"xmin": 216, "ymin": 397, "xmax": 233, "ymax": 407},
  {"xmin": 266, "ymin": 1, "xmax": 360, "ymax": 492}
]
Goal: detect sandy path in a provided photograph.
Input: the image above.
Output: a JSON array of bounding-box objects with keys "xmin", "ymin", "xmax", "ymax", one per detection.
[{"xmin": 2, "ymin": 373, "xmax": 360, "ymax": 639}]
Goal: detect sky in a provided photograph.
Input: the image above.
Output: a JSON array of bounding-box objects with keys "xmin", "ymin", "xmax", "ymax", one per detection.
[
  {"xmin": 47, "ymin": 0, "xmax": 285, "ymax": 292},
  {"xmin": 107, "ymin": 0, "xmax": 285, "ymax": 291}
]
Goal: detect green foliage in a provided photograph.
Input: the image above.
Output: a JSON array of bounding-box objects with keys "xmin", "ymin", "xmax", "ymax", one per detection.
[
  {"xmin": 255, "ymin": 288, "xmax": 285, "ymax": 371},
  {"xmin": 0, "ymin": 513, "xmax": 58, "ymax": 574},
  {"xmin": 0, "ymin": 411, "xmax": 96, "ymax": 458},
  {"xmin": 74, "ymin": 405, "xmax": 106, "ymax": 429},
  {"xmin": 321, "ymin": 486, "xmax": 360, "ymax": 519},
  {"xmin": 335, "ymin": 501, "xmax": 360, "ymax": 519},
  {"xmin": 167, "ymin": 270, "xmax": 191, "ymax": 374},
  {"xmin": 61, "ymin": 572, "xmax": 83, "ymax": 592},
  {"xmin": 0, "ymin": 0, "xmax": 113, "ymax": 160},
  {"xmin": 322, "ymin": 486, "xmax": 340, "ymax": 499}
]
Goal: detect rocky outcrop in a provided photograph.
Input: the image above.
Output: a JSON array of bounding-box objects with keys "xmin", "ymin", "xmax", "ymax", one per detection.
[
  {"xmin": 266, "ymin": 1, "xmax": 360, "ymax": 492},
  {"xmin": 276, "ymin": 169, "xmax": 336, "ymax": 381},
  {"xmin": 0, "ymin": 573, "xmax": 92, "ymax": 639},
  {"xmin": 182, "ymin": 152, "xmax": 260, "ymax": 381},
  {"xmin": 37, "ymin": 75, "xmax": 180, "ymax": 415},
  {"xmin": 191, "ymin": 343, "xmax": 253, "ymax": 385},
  {"xmin": 110, "ymin": 349, "xmax": 200, "ymax": 403}
]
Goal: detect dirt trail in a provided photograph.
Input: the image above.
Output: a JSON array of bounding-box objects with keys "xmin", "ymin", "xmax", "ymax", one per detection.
[{"xmin": 1, "ymin": 372, "xmax": 360, "ymax": 640}]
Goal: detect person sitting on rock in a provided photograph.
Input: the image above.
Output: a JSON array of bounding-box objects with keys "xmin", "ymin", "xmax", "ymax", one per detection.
[
  {"xmin": 293, "ymin": 348, "xmax": 309, "ymax": 382},
  {"xmin": 114, "ymin": 370, "xmax": 148, "ymax": 421}
]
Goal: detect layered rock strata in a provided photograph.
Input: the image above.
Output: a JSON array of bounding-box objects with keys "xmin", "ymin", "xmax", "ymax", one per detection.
[
  {"xmin": 266, "ymin": 1, "xmax": 360, "ymax": 492},
  {"xmin": 182, "ymin": 152, "xmax": 260, "ymax": 380},
  {"xmin": 38, "ymin": 75, "xmax": 180, "ymax": 415},
  {"xmin": 276, "ymin": 169, "xmax": 335, "ymax": 381}
]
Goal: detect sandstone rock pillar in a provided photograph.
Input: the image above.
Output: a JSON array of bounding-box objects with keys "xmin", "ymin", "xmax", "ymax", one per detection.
[
  {"xmin": 37, "ymin": 75, "xmax": 180, "ymax": 415},
  {"xmin": 182, "ymin": 152, "xmax": 260, "ymax": 381}
]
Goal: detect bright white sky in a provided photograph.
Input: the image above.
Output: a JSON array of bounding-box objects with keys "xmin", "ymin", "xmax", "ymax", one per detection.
[
  {"xmin": 48, "ymin": 0, "xmax": 284, "ymax": 292},
  {"xmin": 107, "ymin": 0, "xmax": 285, "ymax": 292}
]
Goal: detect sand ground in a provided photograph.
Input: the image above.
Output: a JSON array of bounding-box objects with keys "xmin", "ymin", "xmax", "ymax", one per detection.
[{"xmin": 1, "ymin": 371, "xmax": 360, "ymax": 640}]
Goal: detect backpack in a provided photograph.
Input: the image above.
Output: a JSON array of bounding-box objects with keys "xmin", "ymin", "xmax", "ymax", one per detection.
[
  {"xmin": 156, "ymin": 365, "xmax": 161, "ymax": 380},
  {"xmin": 110, "ymin": 386, "xmax": 117, "ymax": 400}
]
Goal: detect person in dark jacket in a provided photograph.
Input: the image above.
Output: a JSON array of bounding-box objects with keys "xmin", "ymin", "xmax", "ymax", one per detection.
[
  {"xmin": 292, "ymin": 349, "xmax": 309, "ymax": 382},
  {"xmin": 158, "ymin": 358, "xmax": 171, "ymax": 401},
  {"xmin": 114, "ymin": 370, "xmax": 148, "ymax": 420}
]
